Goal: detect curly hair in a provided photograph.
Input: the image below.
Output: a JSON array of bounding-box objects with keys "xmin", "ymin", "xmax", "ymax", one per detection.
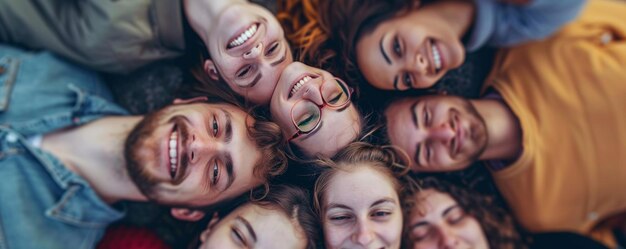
[{"xmin": 401, "ymin": 176, "xmax": 528, "ymax": 249}]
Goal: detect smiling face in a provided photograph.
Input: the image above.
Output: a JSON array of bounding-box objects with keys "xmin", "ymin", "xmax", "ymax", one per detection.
[
  {"xmin": 270, "ymin": 62, "xmax": 361, "ymax": 158},
  {"xmin": 199, "ymin": 203, "xmax": 306, "ymax": 249},
  {"xmin": 206, "ymin": 3, "xmax": 293, "ymax": 104},
  {"xmin": 408, "ymin": 189, "xmax": 489, "ymax": 249},
  {"xmin": 322, "ymin": 165, "xmax": 403, "ymax": 249},
  {"xmin": 356, "ymin": 4, "xmax": 464, "ymax": 91},
  {"xmin": 384, "ymin": 96, "xmax": 487, "ymax": 172},
  {"xmin": 125, "ymin": 102, "xmax": 262, "ymax": 207}
]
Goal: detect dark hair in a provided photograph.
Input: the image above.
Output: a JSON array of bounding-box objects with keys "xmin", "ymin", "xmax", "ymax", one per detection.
[
  {"xmin": 277, "ymin": 0, "xmax": 414, "ymax": 89},
  {"xmin": 402, "ymin": 176, "xmax": 528, "ymax": 249}
]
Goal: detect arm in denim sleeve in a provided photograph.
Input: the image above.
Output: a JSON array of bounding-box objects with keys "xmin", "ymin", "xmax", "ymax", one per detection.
[
  {"xmin": 0, "ymin": 0, "xmax": 186, "ymax": 74},
  {"xmin": 466, "ymin": 0, "xmax": 587, "ymax": 52}
]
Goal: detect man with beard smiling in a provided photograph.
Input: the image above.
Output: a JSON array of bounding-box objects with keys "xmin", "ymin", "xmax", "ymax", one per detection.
[
  {"xmin": 384, "ymin": 1, "xmax": 626, "ymax": 247},
  {"xmin": 0, "ymin": 45, "xmax": 286, "ymax": 249}
]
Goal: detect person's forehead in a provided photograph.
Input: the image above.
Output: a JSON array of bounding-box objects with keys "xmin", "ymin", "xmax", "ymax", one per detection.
[
  {"xmin": 326, "ymin": 167, "xmax": 397, "ymax": 203},
  {"xmin": 413, "ymin": 189, "xmax": 455, "ymax": 217}
]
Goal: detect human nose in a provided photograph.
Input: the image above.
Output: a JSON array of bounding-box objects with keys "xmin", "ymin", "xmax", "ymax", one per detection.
[
  {"xmin": 188, "ymin": 132, "xmax": 219, "ymax": 164},
  {"xmin": 301, "ymin": 83, "xmax": 324, "ymax": 105},
  {"xmin": 428, "ymin": 123, "xmax": 455, "ymax": 143},
  {"xmin": 353, "ymin": 219, "xmax": 375, "ymax": 246},
  {"xmin": 243, "ymin": 42, "xmax": 263, "ymax": 59},
  {"xmin": 438, "ymin": 225, "xmax": 460, "ymax": 249},
  {"xmin": 408, "ymin": 51, "xmax": 429, "ymax": 75}
]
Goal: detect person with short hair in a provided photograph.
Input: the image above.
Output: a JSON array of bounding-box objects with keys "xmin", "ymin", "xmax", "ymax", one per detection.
[{"xmin": 0, "ymin": 44, "xmax": 287, "ymax": 249}]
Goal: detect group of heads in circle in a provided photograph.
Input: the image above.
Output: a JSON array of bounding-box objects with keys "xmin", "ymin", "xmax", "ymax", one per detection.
[{"xmin": 189, "ymin": 0, "xmax": 519, "ymax": 248}]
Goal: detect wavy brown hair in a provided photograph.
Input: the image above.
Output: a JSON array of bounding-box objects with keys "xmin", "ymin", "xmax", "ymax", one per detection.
[
  {"xmin": 402, "ymin": 176, "xmax": 528, "ymax": 249},
  {"xmin": 277, "ymin": 0, "xmax": 414, "ymax": 89},
  {"xmin": 311, "ymin": 142, "xmax": 411, "ymax": 216}
]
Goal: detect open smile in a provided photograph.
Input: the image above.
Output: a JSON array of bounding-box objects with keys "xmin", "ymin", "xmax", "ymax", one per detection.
[
  {"xmin": 227, "ymin": 23, "xmax": 260, "ymax": 49},
  {"xmin": 428, "ymin": 39, "xmax": 443, "ymax": 74},
  {"xmin": 168, "ymin": 124, "xmax": 181, "ymax": 180},
  {"xmin": 451, "ymin": 114, "xmax": 464, "ymax": 157},
  {"xmin": 288, "ymin": 73, "xmax": 318, "ymax": 98}
]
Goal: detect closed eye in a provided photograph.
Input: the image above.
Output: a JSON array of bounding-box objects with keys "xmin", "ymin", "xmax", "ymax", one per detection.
[
  {"xmin": 266, "ymin": 42, "xmax": 279, "ymax": 56},
  {"xmin": 236, "ymin": 65, "xmax": 253, "ymax": 78}
]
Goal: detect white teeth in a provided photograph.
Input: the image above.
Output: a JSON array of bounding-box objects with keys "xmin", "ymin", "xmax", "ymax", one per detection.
[
  {"xmin": 229, "ymin": 24, "xmax": 258, "ymax": 48},
  {"xmin": 431, "ymin": 43, "xmax": 442, "ymax": 71},
  {"xmin": 290, "ymin": 76, "xmax": 312, "ymax": 96},
  {"xmin": 169, "ymin": 131, "xmax": 178, "ymax": 176}
]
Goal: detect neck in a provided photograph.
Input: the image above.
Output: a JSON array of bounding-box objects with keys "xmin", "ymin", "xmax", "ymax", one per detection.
[
  {"xmin": 470, "ymin": 99, "xmax": 522, "ymax": 162},
  {"xmin": 431, "ymin": 0, "xmax": 475, "ymax": 39},
  {"xmin": 42, "ymin": 116, "xmax": 148, "ymax": 204},
  {"xmin": 183, "ymin": 0, "xmax": 247, "ymax": 43}
]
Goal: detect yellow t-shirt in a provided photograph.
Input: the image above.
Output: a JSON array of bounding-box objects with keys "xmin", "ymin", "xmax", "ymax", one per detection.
[{"xmin": 484, "ymin": 0, "xmax": 626, "ymax": 247}]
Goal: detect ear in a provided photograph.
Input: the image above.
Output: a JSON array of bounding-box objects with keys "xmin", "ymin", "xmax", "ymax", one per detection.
[
  {"xmin": 200, "ymin": 212, "xmax": 221, "ymax": 242},
  {"xmin": 171, "ymin": 208, "xmax": 206, "ymax": 221},
  {"xmin": 203, "ymin": 59, "xmax": 220, "ymax": 81}
]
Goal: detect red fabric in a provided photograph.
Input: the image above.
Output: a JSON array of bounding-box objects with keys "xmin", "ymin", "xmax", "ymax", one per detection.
[{"xmin": 97, "ymin": 225, "xmax": 170, "ymax": 249}]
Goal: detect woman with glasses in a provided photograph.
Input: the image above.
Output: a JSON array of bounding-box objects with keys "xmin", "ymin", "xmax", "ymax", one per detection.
[{"xmin": 270, "ymin": 62, "xmax": 362, "ymax": 158}]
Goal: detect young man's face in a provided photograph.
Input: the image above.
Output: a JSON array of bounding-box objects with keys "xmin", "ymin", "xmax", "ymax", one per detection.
[
  {"xmin": 125, "ymin": 102, "xmax": 263, "ymax": 207},
  {"xmin": 206, "ymin": 3, "xmax": 293, "ymax": 104},
  {"xmin": 385, "ymin": 96, "xmax": 488, "ymax": 172}
]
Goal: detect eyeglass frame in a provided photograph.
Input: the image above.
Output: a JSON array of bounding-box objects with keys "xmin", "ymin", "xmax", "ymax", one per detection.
[{"xmin": 288, "ymin": 77, "xmax": 354, "ymax": 142}]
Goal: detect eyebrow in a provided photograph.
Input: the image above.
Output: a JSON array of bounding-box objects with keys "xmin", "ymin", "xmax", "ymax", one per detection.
[
  {"xmin": 371, "ymin": 198, "xmax": 396, "ymax": 208},
  {"xmin": 411, "ymin": 101, "xmax": 422, "ymax": 167},
  {"xmin": 224, "ymin": 153, "xmax": 234, "ymax": 191},
  {"xmin": 411, "ymin": 205, "xmax": 460, "ymax": 229},
  {"xmin": 237, "ymin": 216, "xmax": 258, "ymax": 243},
  {"xmin": 222, "ymin": 108, "xmax": 233, "ymax": 143},
  {"xmin": 270, "ymin": 49, "xmax": 287, "ymax": 67},
  {"xmin": 326, "ymin": 203, "xmax": 353, "ymax": 211},
  {"xmin": 243, "ymin": 73, "xmax": 262, "ymax": 88},
  {"xmin": 380, "ymin": 34, "xmax": 391, "ymax": 65},
  {"xmin": 219, "ymin": 108, "xmax": 235, "ymax": 191}
]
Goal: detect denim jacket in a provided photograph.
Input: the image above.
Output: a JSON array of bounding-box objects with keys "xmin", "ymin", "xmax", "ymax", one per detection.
[{"xmin": 0, "ymin": 45, "xmax": 128, "ymax": 249}]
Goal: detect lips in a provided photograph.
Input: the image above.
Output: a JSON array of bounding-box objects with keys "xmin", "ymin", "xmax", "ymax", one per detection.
[
  {"xmin": 288, "ymin": 73, "xmax": 318, "ymax": 98},
  {"xmin": 428, "ymin": 39, "xmax": 443, "ymax": 74},
  {"xmin": 227, "ymin": 23, "xmax": 260, "ymax": 49},
  {"xmin": 452, "ymin": 114, "xmax": 464, "ymax": 156},
  {"xmin": 168, "ymin": 125, "xmax": 180, "ymax": 179}
]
